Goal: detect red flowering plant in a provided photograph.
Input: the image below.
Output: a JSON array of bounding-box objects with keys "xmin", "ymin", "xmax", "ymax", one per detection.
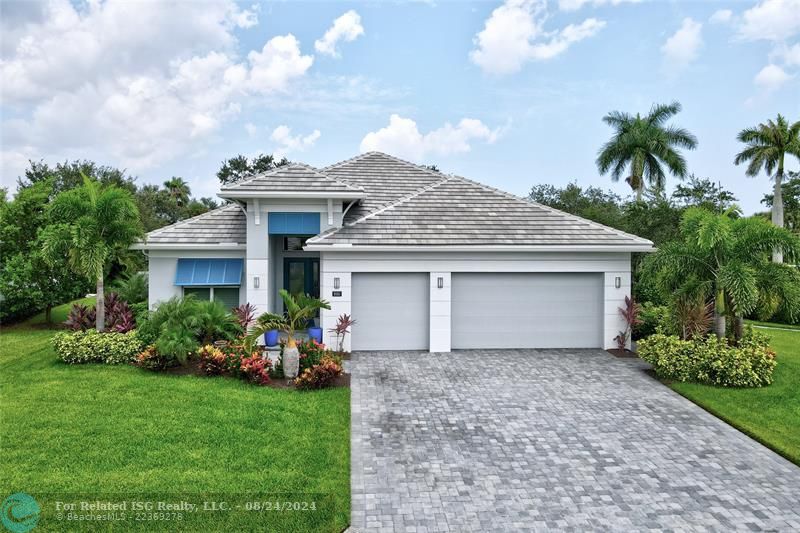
[
  {"xmin": 240, "ymin": 355, "xmax": 272, "ymax": 385},
  {"xmin": 297, "ymin": 339, "xmax": 327, "ymax": 373}
]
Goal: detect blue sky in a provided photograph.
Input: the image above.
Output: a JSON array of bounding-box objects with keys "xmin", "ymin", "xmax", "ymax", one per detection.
[{"xmin": 2, "ymin": 0, "xmax": 799, "ymax": 214}]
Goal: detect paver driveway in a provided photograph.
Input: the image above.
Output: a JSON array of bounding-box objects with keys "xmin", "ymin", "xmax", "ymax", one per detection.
[{"xmin": 349, "ymin": 350, "xmax": 800, "ymax": 532}]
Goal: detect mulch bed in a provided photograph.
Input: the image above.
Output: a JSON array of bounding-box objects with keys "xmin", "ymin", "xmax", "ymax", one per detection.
[
  {"xmin": 606, "ymin": 348, "xmax": 639, "ymax": 358},
  {"xmin": 157, "ymin": 359, "xmax": 350, "ymax": 389}
]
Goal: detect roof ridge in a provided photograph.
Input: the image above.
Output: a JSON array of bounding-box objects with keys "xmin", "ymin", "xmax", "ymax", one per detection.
[
  {"xmin": 220, "ymin": 162, "xmax": 364, "ymax": 192},
  {"xmin": 450, "ymin": 175, "xmax": 653, "ymax": 245},
  {"xmin": 145, "ymin": 203, "xmax": 242, "ymax": 238},
  {"xmin": 323, "ymin": 151, "xmax": 446, "ymax": 180},
  {"xmin": 307, "ymin": 174, "xmax": 454, "ymax": 243}
]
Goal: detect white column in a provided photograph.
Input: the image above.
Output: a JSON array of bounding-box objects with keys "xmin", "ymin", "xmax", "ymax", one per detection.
[
  {"xmin": 603, "ymin": 271, "xmax": 631, "ymax": 349},
  {"xmin": 321, "ymin": 269, "xmax": 352, "ymax": 351},
  {"xmin": 246, "ymin": 200, "xmax": 269, "ymax": 315},
  {"xmin": 429, "ymin": 272, "xmax": 451, "ymax": 353}
]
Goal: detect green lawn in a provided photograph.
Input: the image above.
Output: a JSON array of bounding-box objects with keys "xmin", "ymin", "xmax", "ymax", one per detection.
[
  {"xmin": 0, "ymin": 308, "xmax": 350, "ymax": 532},
  {"xmin": 669, "ymin": 325, "xmax": 800, "ymax": 465}
]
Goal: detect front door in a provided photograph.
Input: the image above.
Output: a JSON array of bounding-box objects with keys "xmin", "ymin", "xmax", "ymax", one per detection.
[{"xmin": 283, "ymin": 257, "xmax": 320, "ymax": 300}]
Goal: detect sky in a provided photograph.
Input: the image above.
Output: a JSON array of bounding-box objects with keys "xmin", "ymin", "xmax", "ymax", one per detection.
[{"xmin": 1, "ymin": 0, "xmax": 799, "ymax": 215}]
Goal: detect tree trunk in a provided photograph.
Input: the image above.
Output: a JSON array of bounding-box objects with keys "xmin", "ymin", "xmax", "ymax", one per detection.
[
  {"xmin": 713, "ymin": 288, "xmax": 726, "ymax": 338},
  {"xmin": 635, "ymin": 186, "xmax": 643, "ymax": 203},
  {"xmin": 734, "ymin": 315, "xmax": 745, "ymax": 344},
  {"xmin": 772, "ymin": 157, "xmax": 784, "ymax": 263},
  {"xmin": 96, "ymin": 274, "xmax": 105, "ymax": 332},
  {"xmin": 45, "ymin": 306, "xmax": 52, "ymax": 324}
]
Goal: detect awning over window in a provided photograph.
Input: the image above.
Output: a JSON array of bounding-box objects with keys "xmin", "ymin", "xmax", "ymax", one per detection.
[
  {"xmin": 268, "ymin": 212, "xmax": 320, "ymax": 235},
  {"xmin": 174, "ymin": 259, "xmax": 243, "ymax": 286}
]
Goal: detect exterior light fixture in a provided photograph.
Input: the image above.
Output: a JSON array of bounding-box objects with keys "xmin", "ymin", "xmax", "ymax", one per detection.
[
  {"xmin": 254, "ymin": 276, "xmax": 260, "ymax": 289},
  {"xmin": 615, "ymin": 276, "xmax": 621, "ymax": 289},
  {"xmin": 437, "ymin": 277, "xmax": 444, "ymax": 289},
  {"xmin": 334, "ymin": 277, "xmax": 340, "ymax": 289}
]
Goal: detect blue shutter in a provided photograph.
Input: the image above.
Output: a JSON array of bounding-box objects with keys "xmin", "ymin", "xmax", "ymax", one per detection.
[
  {"xmin": 268, "ymin": 212, "xmax": 320, "ymax": 235},
  {"xmin": 174, "ymin": 259, "xmax": 243, "ymax": 286}
]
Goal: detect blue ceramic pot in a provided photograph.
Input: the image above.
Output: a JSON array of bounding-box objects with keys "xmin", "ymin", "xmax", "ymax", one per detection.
[
  {"xmin": 264, "ymin": 329, "xmax": 279, "ymax": 347},
  {"xmin": 308, "ymin": 327, "xmax": 323, "ymax": 343}
]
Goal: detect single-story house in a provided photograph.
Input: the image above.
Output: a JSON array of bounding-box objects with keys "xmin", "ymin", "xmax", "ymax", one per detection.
[{"xmin": 133, "ymin": 151, "xmax": 653, "ymax": 352}]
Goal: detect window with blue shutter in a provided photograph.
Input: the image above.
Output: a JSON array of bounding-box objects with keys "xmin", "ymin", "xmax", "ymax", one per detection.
[
  {"xmin": 174, "ymin": 259, "xmax": 243, "ymax": 286},
  {"xmin": 267, "ymin": 212, "xmax": 320, "ymax": 235}
]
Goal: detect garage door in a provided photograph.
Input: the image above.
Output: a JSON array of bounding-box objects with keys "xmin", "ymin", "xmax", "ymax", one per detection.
[
  {"xmin": 451, "ymin": 273, "xmax": 603, "ymax": 349},
  {"xmin": 351, "ymin": 273, "xmax": 429, "ymax": 351}
]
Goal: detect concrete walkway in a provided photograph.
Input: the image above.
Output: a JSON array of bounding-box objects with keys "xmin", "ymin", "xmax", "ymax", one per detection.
[{"xmin": 349, "ymin": 349, "xmax": 800, "ymax": 532}]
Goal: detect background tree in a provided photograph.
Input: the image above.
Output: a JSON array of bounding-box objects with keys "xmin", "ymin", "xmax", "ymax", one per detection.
[
  {"xmin": 529, "ymin": 182, "xmax": 624, "ymax": 229},
  {"xmin": 217, "ymin": 153, "xmax": 289, "ymax": 185},
  {"xmin": 163, "ymin": 177, "xmax": 190, "ymax": 207},
  {"xmin": 762, "ymin": 171, "xmax": 800, "ymax": 234},
  {"xmin": 673, "ymin": 175, "xmax": 738, "ymax": 213},
  {"xmin": 644, "ymin": 208, "xmax": 800, "ymax": 339},
  {"xmin": 596, "ymin": 101, "xmax": 698, "ymax": 201},
  {"xmin": 40, "ymin": 174, "xmax": 143, "ymax": 330},
  {"xmin": 734, "ymin": 114, "xmax": 800, "ymax": 262}
]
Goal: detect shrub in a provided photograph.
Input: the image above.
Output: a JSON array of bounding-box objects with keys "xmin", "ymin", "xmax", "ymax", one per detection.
[
  {"xmin": 634, "ymin": 302, "xmax": 671, "ymax": 339},
  {"xmin": 53, "ymin": 329, "xmax": 142, "ymax": 364},
  {"xmin": 297, "ymin": 339, "xmax": 327, "ymax": 373},
  {"xmin": 134, "ymin": 345, "xmax": 173, "ymax": 371},
  {"xmin": 294, "ymin": 355, "xmax": 342, "ymax": 390},
  {"xmin": 65, "ymin": 303, "xmax": 96, "ymax": 331},
  {"xmin": 232, "ymin": 303, "xmax": 258, "ymax": 330},
  {"xmin": 112, "ymin": 272, "xmax": 148, "ymax": 304},
  {"xmin": 64, "ymin": 293, "xmax": 136, "ymax": 332},
  {"xmin": 240, "ymin": 355, "xmax": 272, "ymax": 385},
  {"xmin": 198, "ymin": 345, "xmax": 228, "ymax": 376},
  {"xmin": 638, "ymin": 329, "xmax": 776, "ymax": 387},
  {"xmin": 194, "ymin": 299, "xmax": 242, "ymax": 344},
  {"xmin": 155, "ymin": 326, "xmax": 198, "ymax": 366}
]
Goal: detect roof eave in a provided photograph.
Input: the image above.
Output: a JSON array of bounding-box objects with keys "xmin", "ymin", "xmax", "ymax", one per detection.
[
  {"xmin": 303, "ymin": 244, "xmax": 655, "ymax": 253},
  {"xmin": 217, "ymin": 191, "xmax": 366, "ymax": 200},
  {"xmin": 130, "ymin": 243, "xmax": 246, "ymax": 251}
]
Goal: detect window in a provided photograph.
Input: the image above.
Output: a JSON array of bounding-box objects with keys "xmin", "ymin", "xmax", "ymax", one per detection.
[
  {"xmin": 283, "ymin": 237, "xmax": 308, "ymax": 251},
  {"xmin": 182, "ymin": 287, "xmax": 240, "ymax": 309}
]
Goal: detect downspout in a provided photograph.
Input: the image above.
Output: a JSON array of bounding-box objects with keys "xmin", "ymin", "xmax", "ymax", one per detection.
[{"xmin": 341, "ymin": 199, "xmax": 359, "ymax": 226}]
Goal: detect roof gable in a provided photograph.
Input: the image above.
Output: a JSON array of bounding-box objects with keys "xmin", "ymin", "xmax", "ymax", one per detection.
[
  {"xmin": 137, "ymin": 204, "xmax": 246, "ymax": 248},
  {"xmin": 218, "ymin": 163, "xmax": 364, "ymax": 198}
]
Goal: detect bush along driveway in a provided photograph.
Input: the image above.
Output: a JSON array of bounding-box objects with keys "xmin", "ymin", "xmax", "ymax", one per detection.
[
  {"xmin": 0, "ymin": 314, "xmax": 350, "ymax": 532},
  {"xmin": 350, "ymin": 349, "xmax": 800, "ymax": 532}
]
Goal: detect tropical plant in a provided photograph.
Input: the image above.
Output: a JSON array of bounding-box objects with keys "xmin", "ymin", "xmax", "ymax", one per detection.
[
  {"xmin": 232, "ymin": 303, "xmax": 258, "ymax": 330},
  {"xmin": 246, "ymin": 290, "xmax": 331, "ymax": 351},
  {"xmin": 194, "ymin": 299, "xmax": 242, "ymax": 344},
  {"xmin": 163, "ymin": 176, "xmax": 191, "ymax": 207},
  {"xmin": 596, "ymin": 101, "xmax": 698, "ymax": 201},
  {"xmin": 613, "ymin": 296, "xmax": 642, "ymax": 350},
  {"xmin": 328, "ymin": 313, "xmax": 356, "ymax": 353},
  {"xmin": 40, "ymin": 172, "xmax": 142, "ymax": 331},
  {"xmin": 735, "ymin": 114, "xmax": 800, "ymax": 262},
  {"xmin": 294, "ymin": 355, "xmax": 343, "ymax": 390},
  {"xmin": 644, "ymin": 208, "xmax": 800, "ymax": 339},
  {"xmin": 111, "ymin": 272, "xmax": 148, "ymax": 305},
  {"xmin": 762, "ymin": 171, "xmax": 800, "ymax": 234},
  {"xmin": 672, "ymin": 296, "xmax": 714, "ymax": 341}
]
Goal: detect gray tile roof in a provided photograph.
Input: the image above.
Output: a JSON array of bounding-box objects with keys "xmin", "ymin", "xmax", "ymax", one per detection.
[
  {"xmin": 140, "ymin": 151, "xmax": 652, "ymax": 250},
  {"xmin": 219, "ymin": 162, "xmax": 363, "ymax": 196},
  {"xmin": 143, "ymin": 204, "xmax": 246, "ymax": 246}
]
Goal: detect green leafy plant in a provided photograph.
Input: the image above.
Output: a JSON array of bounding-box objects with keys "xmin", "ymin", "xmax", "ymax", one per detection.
[
  {"xmin": 634, "ymin": 302, "xmax": 671, "ymax": 339},
  {"xmin": 638, "ymin": 329, "xmax": 776, "ymax": 387},
  {"xmin": 53, "ymin": 330, "xmax": 142, "ymax": 365},
  {"xmin": 111, "ymin": 272, "xmax": 148, "ymax": 305},
  {"xmin": 194, "ymin": 299, "xmax": 242, "ymax": 344},
  {"xmin": 155, "ymin": 326, "xmax": 198, "ymax": 366}
]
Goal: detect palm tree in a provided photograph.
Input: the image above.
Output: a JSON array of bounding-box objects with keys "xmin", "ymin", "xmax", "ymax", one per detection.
[
  {"xmin": 597, "ymin": 101, "xmax": 698, "ymax": 202},
  {"xmin": 163, "ymin": 177, "xmax": 191, "ymax": 207},
  {"xmin": 41, "ymin": 173, "xmax": 142, "ymax": 331},
  {"xmin": 734, "ymin": 114, "xmax": 800, "ymax": 263},
  {"xmin": 245, "ymin": 289, "xmax": 330, "ymax": 378},
  {"xmin": 645, "ymin": 207, "xmax": 800, "ymax": 339}
]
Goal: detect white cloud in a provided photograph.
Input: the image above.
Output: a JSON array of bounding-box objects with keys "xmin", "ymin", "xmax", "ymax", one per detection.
[
  {"xmin": 0, "ymin": 0, "xmax": 316, "ymax": 177},
  {"xmin": 558, "ymin": 0, "xmax": 639, "ymax": 12},
  {"xmin": 270, "ymin": 126, "xmax": 321, "ymax": 157},
  {"xmin": 661, "ymin": 18, "xmax": 703, "ymax": 74},
  {"xmin": 360, "ymin": 114, "xmax": 501, "ymax": 161},
  {"xmin": 737, "ymin": 0, "xmax": 800, "ymax": 42},
  {"xmin": 247, "ymin": 34, "xmax": 313, "ymax": 93},
  {"xmin": 773, "ymin": 42, "xmax": 800, "ymax": 66},
  {"xmin": 314, "ymin": 10, "xmax": 364, "ymax": 58},
  {"xmin": 709, "ymin": 9, "xmax": 733, "ymax": 24},
  {"xmin": 244, "ymin": 123, "xmax": 259, "ymax": 137},
  {"xmin": 754, "ymin": 63, "xmax": 793, "ymax": 90},
  {"xmin": 470, "ymin": 0, "xmax": 605, "ymax": 74}
]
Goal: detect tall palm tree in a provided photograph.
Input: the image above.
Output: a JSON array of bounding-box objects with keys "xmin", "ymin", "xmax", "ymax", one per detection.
[
  {"xmin": 597, "ymin": 101, "xmax": 698, "ymax": 201},
  {"xmin": 734, "ymin": 114, "xmax": 800, "ymax": 263},
  {"xmin": 646, "ymin": 207, "xmax": 800, "ymax": 339},
  {"xmin": 41, "ymin": 173, "xmax": 142, "ymax": 331},
  {"xmin": 163, "ymin": 177, "xmax": 191, "ymax": 207}
]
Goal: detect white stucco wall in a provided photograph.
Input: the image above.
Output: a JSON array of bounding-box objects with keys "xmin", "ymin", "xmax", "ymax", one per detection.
[
  {"xmin": 319, "ymin": 251, "xmax": 633, "ymax": 352},
  {"xmin": 147, "ymin": 249, "xmax": 247, "ymax": 308}
]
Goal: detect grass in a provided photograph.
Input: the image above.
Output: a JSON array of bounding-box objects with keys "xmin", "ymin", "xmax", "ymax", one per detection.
[
  {"xmin": 669, "ymin": 325, "xmax": 800, "ymax": 466},
  {"xmin": 0, "ymin": 305, "xmax": 350, "ymax": 532}
]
